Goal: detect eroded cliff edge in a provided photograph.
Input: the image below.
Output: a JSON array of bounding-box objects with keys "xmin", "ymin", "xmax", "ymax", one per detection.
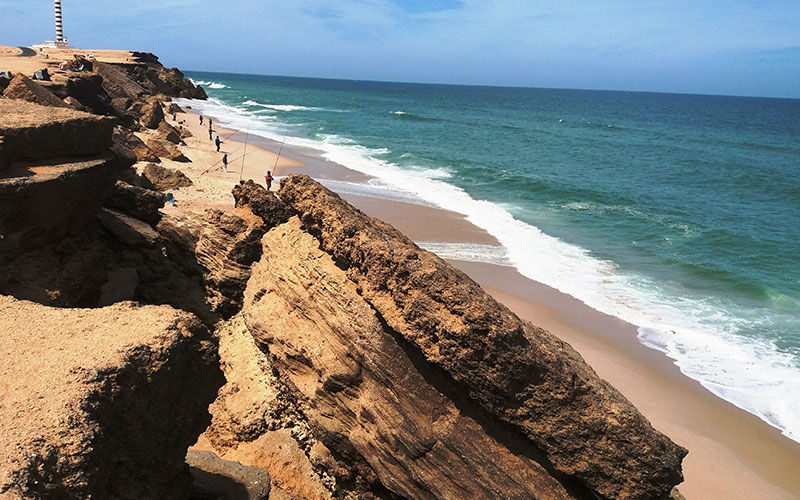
[{"xmin": 1, "ymin": 46, "xmax": 687, "ymax": 499}]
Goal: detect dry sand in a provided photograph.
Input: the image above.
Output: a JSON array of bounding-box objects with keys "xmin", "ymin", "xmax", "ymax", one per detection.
[{"xmin": 168, "ymin": 104, "xmax": 800, "ymax": 500}]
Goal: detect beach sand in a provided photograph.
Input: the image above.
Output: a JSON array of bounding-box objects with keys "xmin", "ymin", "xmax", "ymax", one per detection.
[{"xmin": 169, "ymin": 104, "xmax": 800, "ymax": 500}]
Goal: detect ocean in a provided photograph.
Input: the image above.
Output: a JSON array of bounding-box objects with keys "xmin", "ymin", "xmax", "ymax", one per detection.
[{"xmin": 183, "ymin": 71, "xmax": 800, "ymax": 442}]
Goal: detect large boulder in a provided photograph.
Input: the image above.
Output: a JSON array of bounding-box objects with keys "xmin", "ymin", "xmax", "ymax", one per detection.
[
  {"xmin": 243, "ymin": 217, "xmax": 580, "ymax": 500},
  {"xmin": 0, "ymin": 100, "xmax": 115, "ymax": 164},
  {"xmin": 105, "ymin": 180, "xmax": 166, "ymax": 224},
  {"xmin": 232, "ymin": 180, "xmax": 294, "ymax": 229},
  {"xmin": 93, "ymin": 61, "xmax": 147, "ymax": 100},
  {"xmin": 140, "ymin": 99, "xmax": 165, "ymax": 129},
  {"xmin": 144, "ymin": 137, "xmax": 190, "ymax": 162},
  {"xmin": 141, "ymin": 162, "xmax": 193, "ymax": 190},
  {"xmin": 268, "ymin": 175, "xmax": 687, "ymax": 500},
  {"xmin": 0, "ymin": 296, "xmax": 223, "ymax": 499},
  {"xmin": 2, "ymin": 73, "xmax": 69, "ymax": 108},
  {"xmin": 157, "ymin": 119, "xmax": 184, "ymax": 145},
  {"xmin": 0, "ymin": 154, "xmax": 121, "ymax": 253},
  {"xmin": 111, "ymin": 126, "xmax": 160, "ymax": 164}
]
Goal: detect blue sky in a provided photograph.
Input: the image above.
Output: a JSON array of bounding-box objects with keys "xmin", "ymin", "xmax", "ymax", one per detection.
[{"xmin": 1, "ymin": 0, "xmax": 798, "ymax": 97}]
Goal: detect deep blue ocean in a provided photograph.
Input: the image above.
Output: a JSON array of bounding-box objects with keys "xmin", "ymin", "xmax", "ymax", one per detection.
[{"xmin": 183, "ymin": 71, "xmax": 800, "ymax": 441}]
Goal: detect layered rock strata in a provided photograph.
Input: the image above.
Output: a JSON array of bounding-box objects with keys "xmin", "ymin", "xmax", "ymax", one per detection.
[
  {"xmin": 0, "ymin": 296, "xmax": 223, "ymax": 499},
  {"xmin": 239, "ymin": 175, "xmax": 688, "ymax": 500}
]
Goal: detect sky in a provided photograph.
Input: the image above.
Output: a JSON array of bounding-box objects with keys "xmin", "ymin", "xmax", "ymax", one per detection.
[{"xmin": 1, "ymin": 0, "xmax": 799, "ymax": 98}]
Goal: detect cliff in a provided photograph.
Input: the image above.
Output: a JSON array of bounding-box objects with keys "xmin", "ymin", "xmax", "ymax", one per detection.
[{"xmin": 0, "ymin": 46, "xmax": 686, "ymax": 499}]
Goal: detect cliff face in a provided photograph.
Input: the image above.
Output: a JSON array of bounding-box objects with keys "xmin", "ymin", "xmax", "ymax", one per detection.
[{"xmin": 1, "ymin": 46, "xmax": 687, "ymax": 499}]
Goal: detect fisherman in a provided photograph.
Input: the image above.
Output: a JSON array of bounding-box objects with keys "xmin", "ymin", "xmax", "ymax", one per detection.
[
  {"xmin": 222, "ymin": 154, "xmax": 228, "ymax": 172},
  {"xmin": 265, "ymin": 170, "xmax": 274, "ymax": 190},
  {"xmin": 199, "ymin": 115, "xmax": 203, "ymax": 125},
  {"xmin": 208, "ymin": 124, "xmax": 213, "ymax": 140},
  {"xmin": 215, "ymin": 135, "xmax": 222, "ymax": 152}
]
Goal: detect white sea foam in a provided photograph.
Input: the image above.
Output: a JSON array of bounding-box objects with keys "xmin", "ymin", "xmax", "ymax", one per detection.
[
  {"xmin": 176, "ymin": 96, "xmax": 800, "ymax": 443},
  {"xmin": 242, "ymin": 100, "xmax": 338, "ymax": 112},
  {"xmin": 417, "ymin": 242, "xmax": 511, "ymax": 266},
  {"xmin": 191, "ymin": 80, "xmax": 227, "ymax": 89}
]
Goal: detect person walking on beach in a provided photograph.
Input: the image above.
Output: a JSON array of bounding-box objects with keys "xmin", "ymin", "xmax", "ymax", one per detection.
[
  {"xmin": 215, "ymin": 135, "xmax": 222, "ymax": 152},
  {"xmin": 222, "ymin": 154, "xmax": 228, "ymax": 172},
  {"xmin": 199, "ymin": 115, "xmax": 203, "ymax": 125},
  {"xmin": 208, "ymin": 124, "xmax": 213, "ymax": 140},
  {"xmin": 265, "ymin": 171, "xmax": 274, "ymax": 190}
]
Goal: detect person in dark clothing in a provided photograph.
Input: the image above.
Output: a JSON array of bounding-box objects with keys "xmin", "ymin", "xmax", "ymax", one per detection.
[
  {"xmin": 199, "ymin": 115, "xmax": 203, "ymax": 125},
  {"xmin": 265, "ymin": 170, "xmax": 274, "ymax": 190},
  {"xmin": 222, "ymin": 154, "xmax": 228, "ymax": 172},
  {"xmin": 215, "ymin": 136, "xmax": 222, "ymax": 152},
  {"xmin": 208, "ymin": 124, "xmax": 213, "ymax": 140}
]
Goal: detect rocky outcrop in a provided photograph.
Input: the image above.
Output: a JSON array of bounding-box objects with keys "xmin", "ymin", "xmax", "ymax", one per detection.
[
  {"xmin": 0, "ymin": 154, "xmax": 122, "ymax": 253},
  {"xmin": 244, "ymin": 217, "xmax": 581, "ymax": 500},
  {"xmin": 260, "ymin": 175, "xmax": 687, "ymax": 500},
  {"xmin": 111, "ymin": 125, "xmax": 160, "ymax": 163},
  {"xmin": 232, "ymin": 180, "xmax": 294, "ymax": 229},
  {"xmin": 195, "ymin": 208, "xmax": 267, "ymax": 318},
  {"xmin": 93, "ymin": 60, "xmax": 148, "ymax": 100},
  {"xmin": 145, "ymin": 137, "xmax": 190, "ymax": 162},
  {"xmin": 105, "ymin": 180, "xmax": 166, "ymax": 224},
  {"xmin": 158, "ymin": 119, "xmax": 184, "ymax": 144},
  {"xmin": 2, "ymin": 73, "xmax": 69, "ymax": 108},
  {"xmin": 0, "ymin": 100, "xmax": 115, "ymax": 163},
  {"xmin": 196, "ymin": 316, "xmax": 333, "ymax": 500},
  {"xmin": 141, "ymin": 162, "xmax": 193, "ymax": 190},
  {"xmin": 140, "ymin": 99, "xmax": 165, "ymax": 129},
  {"xmin": 0, "ymin": 296, "xmax": 223, "ymax": 499}
]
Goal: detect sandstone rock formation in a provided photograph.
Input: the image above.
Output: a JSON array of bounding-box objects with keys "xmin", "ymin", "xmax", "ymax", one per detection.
[
  {"xmin": 0, "ymin": 100, "xmax": 114, "ymax": 163},
  {"xmin": 245, "ymin": 175, "xmax": 688, "ymax": 500},
  {"xmin": 145, "ymin": 137, "xmax": 190, "ymax": 162},
  {"xmin": 2, "ymin": 73, "xmax": 69, "ymax": 108},
  {"xmin": 158, "ymin": 119, "xmax": 184, "ymax": 144},
  {"xmin": 232, "ymin": 179, "xmax": 294, "ymax": 229},
  {"xmin": 142, "ymin": 162, "xmax": 194, "ymax": 190},
  {"xmin": 105, "ymin": 180, "xmax": 166, "ymax": 224},
  {"xmin": 140, "ymin": 99, "xmax": 165, "ymax": 129},
  {"xmin": 111, "ymin": 125, "xmax": 160, "ymax": 163},
  {"xmin": 0, "ymin": 296, "xmax": 223, "ymax": 499}
]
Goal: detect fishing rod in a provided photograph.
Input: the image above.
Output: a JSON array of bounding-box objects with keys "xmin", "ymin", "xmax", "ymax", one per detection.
[
  {"xmin": 238, "ymin": 128, "xmax": 250, "ymax": 182},
  {"xmin": 272, "ymin": 132, "xmax": 288, "ymax": 172}
]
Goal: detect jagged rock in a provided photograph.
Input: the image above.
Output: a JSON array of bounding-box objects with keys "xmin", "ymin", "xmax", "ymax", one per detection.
[
  {"xmin": 145, "ymin": 137, "xmax": 190, "ymax": 162},
  {"xmin": 63, "ymin": 95, "xmax": 89, "ymax": 111},
  {"xmin": 111, "ymin": 96, "xmax": 133, "ymax": 115},
  {"xmin": 195, "ymin": 209, "xmax": 266, "ymax": 317},
  {"xmin": 187, "ymin": 450, "xmax": 271, "ymax": 500},
  {"xmin": 39, "ymin": 73, "xmax": 115, "ymax": 115},
  {"xmin": 232, "ymin": 180, "xmax": 293, "ymax": 229},
  {"xmin": 105, "ymin": 180, "xmax": 166, "ymax": 224},
  {"xmin": 2, "ymin": 73, "xmax": 69, "ymax": 108},
  {"xmin": 244, "ymin": 217, "xmax": 579, "ymax": 500},
  {"xmin": 198, "ymin": 315, "xmax": 337, "ymax": 500},
  {"xmin": 180, "ymin": 85, "xmax": 208, "ymax": 100},
  {"xmin": 98, "ymin": 208, "xmax": 160, "ymax": 247},
  {"xmin": 0, "ymin": 100, "xmax": 115, "ymax": 163},
  {"xmin": 273, "ymin": 175, "xmax": 687, "ymax": 500},
  {"xmin": 158, "ymin": 119, "xmax": 184, "ymax": 145},
  {"xmin": 0, "ymin": 296, "xmax": 223, "ymax": 499},
  {"xmin": 141, "ymin": 99, "xmax": 165, "ymax": 129},
  {"xmin": 168, "ymin": 102, "xmax": 185, "ymax": 114},
  {"xmin": 0, "ymin": 154, "xmax": 121, "ymax": 253},
  {"xmin": 177, "ymin": 126, "xmax": 193, "ymax": 139},
  {"xmin": 142, "ymin": 162, "xmax": 193, "ymax": 190},
  {"xmin": 111, "ymin": 126, "xmax": 160, "ymax": 164},
  {"xmin": 93, "ymin": 61, "xmax": 147, "ymax": 100}
]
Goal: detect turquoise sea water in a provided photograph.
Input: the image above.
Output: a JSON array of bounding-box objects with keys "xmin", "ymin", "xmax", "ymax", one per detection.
[{"xmin": 183, "ymin": 71, "xmax": 800, "ymax": 441}]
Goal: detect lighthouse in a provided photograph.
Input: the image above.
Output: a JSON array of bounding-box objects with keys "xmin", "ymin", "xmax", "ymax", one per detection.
[
  {"xmin": 54, "ymin": 0, "xmax": 68, "ymax": 47},
  {"xmin": 36, "ymin": 0, "xmax": 70, "ymax": 48}
]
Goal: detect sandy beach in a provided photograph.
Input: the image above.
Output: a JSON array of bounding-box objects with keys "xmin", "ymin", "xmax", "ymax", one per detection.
[{"xmin": 164, "ymin": 104, "xmax": 800, "ymax": 500}]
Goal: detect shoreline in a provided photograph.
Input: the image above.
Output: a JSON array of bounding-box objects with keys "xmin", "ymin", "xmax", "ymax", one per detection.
[{"xmin": 171, "ymin": 103, "xmax": 800, "ymax": 499}]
